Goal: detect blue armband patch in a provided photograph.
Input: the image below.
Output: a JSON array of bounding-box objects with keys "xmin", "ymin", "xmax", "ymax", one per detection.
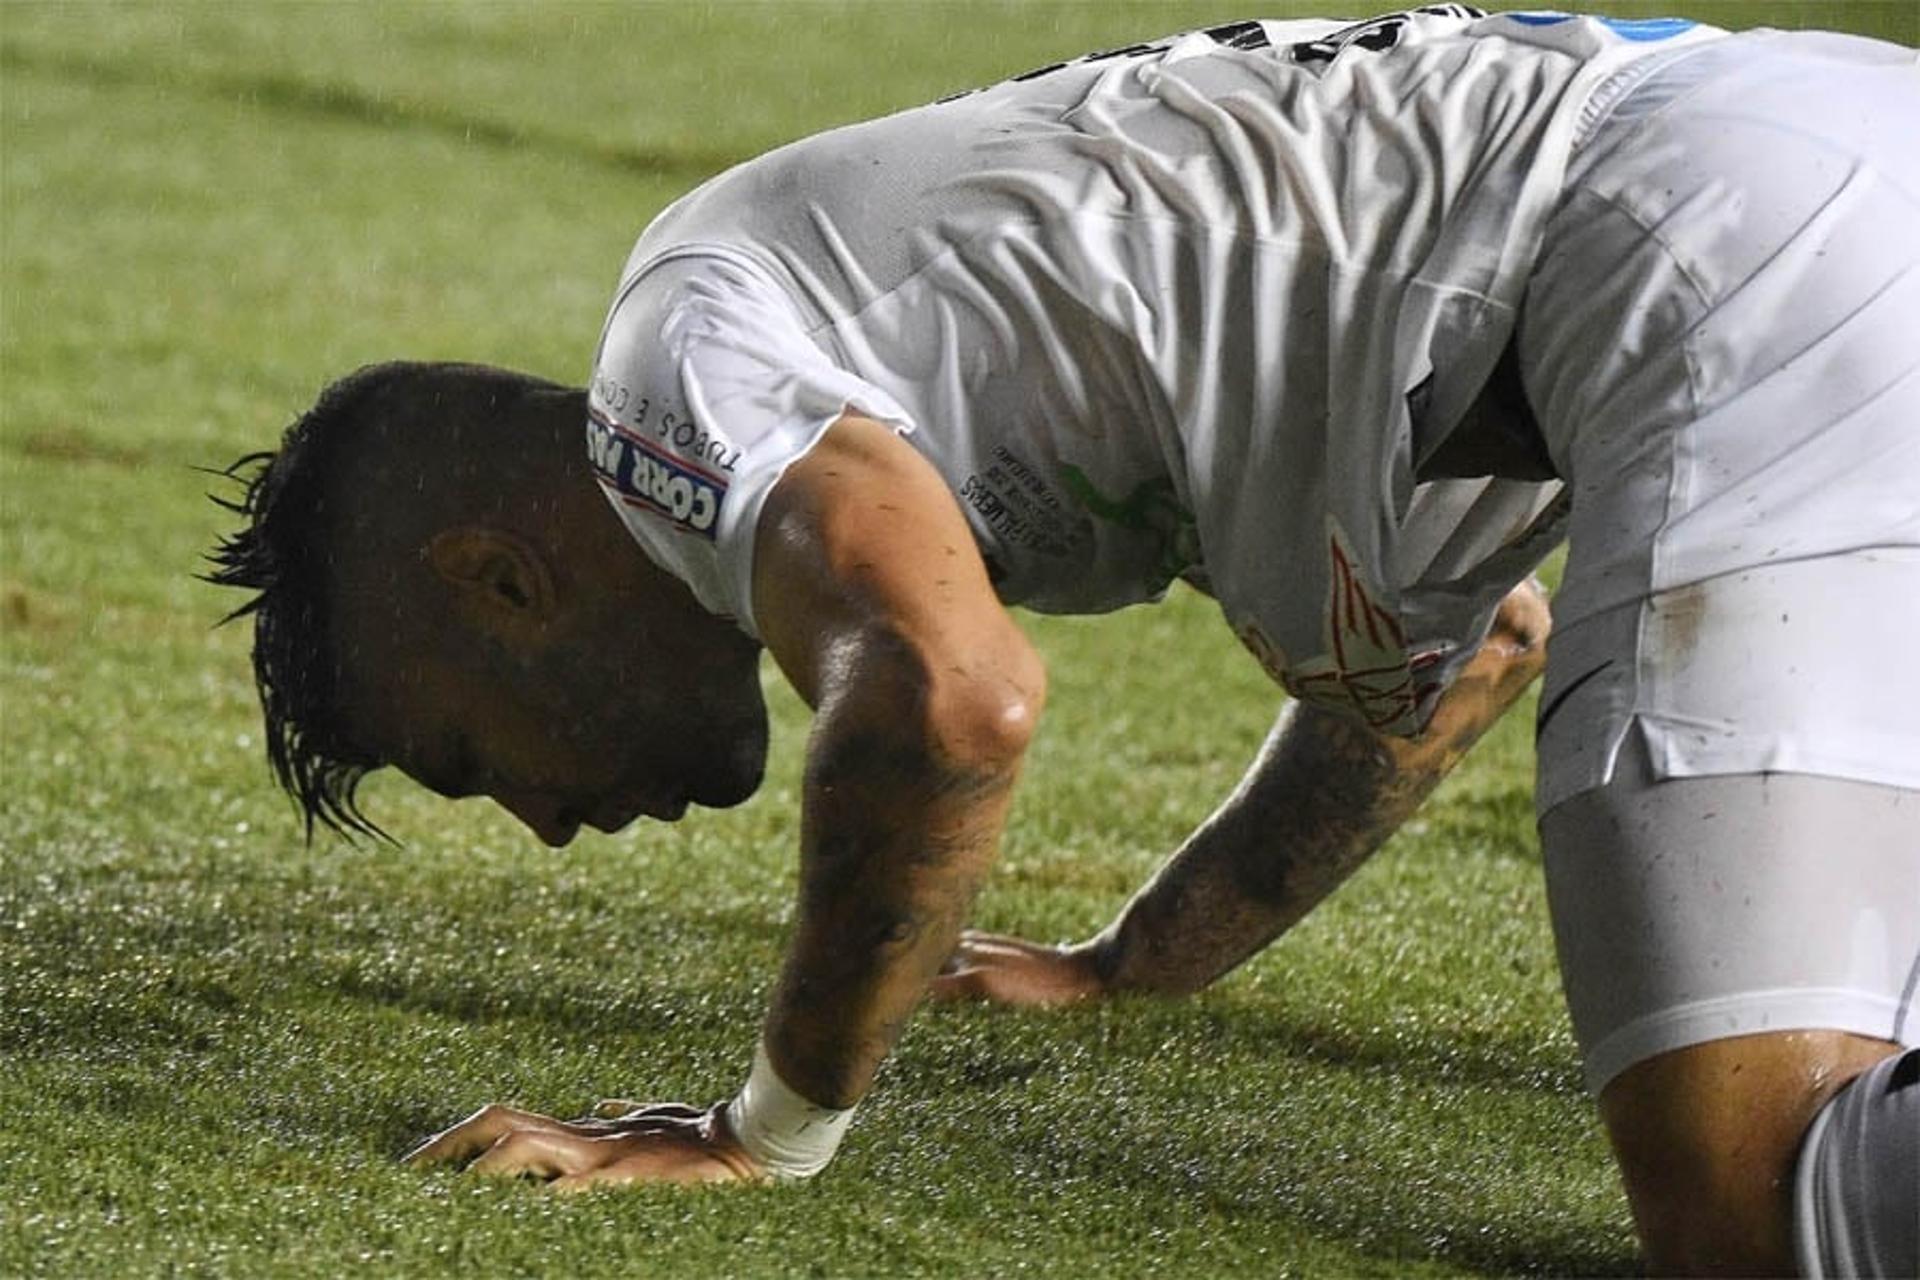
[{"xmin": 1505, "ymin": 11, "xmax": 1696, "ymax": 40}]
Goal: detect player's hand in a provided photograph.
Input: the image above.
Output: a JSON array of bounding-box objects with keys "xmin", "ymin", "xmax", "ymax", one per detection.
[
  {"xmin": 929, "ymin": 930, "xmax": 1107, "ymax": 1006},
  {"xmin": 402, "ymin": 1100, "xmax": 764, "ymax": 1190}
]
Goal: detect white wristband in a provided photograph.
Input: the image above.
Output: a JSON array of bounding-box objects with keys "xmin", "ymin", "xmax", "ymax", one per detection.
[{"xmin": 724, "ymin": 1041, "xmax": 856, "ymax": 1180}]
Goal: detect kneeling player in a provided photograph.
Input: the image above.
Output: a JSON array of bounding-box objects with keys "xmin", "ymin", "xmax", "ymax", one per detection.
[{"xmin": 211, "ymin": 10, "xmax": 1917, "ymax": 1275}]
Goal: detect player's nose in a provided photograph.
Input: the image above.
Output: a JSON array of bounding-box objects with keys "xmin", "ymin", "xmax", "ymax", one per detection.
[{"xmin": 493, "ymin": 790, "xmax": 581, "ymax": 848}]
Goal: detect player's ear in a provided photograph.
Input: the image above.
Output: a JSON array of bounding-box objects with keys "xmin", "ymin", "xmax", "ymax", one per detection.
[{"xmin": 424, "ymin": 526, "xmax": 557, "ymax": 628}]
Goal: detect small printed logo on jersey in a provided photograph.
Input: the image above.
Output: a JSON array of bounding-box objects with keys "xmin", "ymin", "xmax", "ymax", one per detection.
[{"xmin": 587, "ymin": 409, "xmax": 726, "ymax": 538}]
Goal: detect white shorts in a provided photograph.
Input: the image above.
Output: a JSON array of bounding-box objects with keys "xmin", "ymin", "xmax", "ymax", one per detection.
[
  {"xmin": 1521, "ymin": 30, "xmax": 1920, "ymax": 814},
  {"xmin": 1519, "ymin": 31, "xmax": 1920, "ymax": 1091}
]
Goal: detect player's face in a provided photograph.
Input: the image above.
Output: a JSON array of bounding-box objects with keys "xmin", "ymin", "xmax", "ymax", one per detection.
[{"xmin": 343, "ymin": 586, "xmax": 769, "ymax": 848}]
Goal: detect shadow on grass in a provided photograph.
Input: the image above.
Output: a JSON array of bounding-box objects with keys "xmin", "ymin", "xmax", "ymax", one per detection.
[
  {"xmin": 948, "ymin": 1099, "xmax": 1637, "ymax": 1278},
  {"xmin": 1, "ymin": 896, "xmax": 779, "ymax": 1060},
  {"xmin": 317, "ymin": 960, "xmax": 753, "ymax": 1033},
  {"xmin": 1225, "ymin": 1002, "xmax": 1581, "ymax": 1095},
  {"xmin": 889, "ymin": 1002, "xmax": 1631, "ymax": 1273},
  {"xmin": 921, "ymin": 998, "xmax": 1582, "ymax": 1099}
]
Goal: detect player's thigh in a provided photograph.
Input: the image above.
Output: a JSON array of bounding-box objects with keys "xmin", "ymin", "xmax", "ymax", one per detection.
[{"xmin": 1539, "ymin": 742, "xmax": 1918, "ymax": 1271}]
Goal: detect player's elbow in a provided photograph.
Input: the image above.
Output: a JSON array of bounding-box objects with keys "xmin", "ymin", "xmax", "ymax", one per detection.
[
  {"xmin": 922, "ymin": 633, "xmax": 1046, "ymax": 775},
  {"xmin": 819, "ymin": 622, "xmax": 1045, "ymax": 787}
]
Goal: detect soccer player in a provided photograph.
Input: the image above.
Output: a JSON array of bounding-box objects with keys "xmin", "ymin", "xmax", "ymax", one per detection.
[{"xmin": 209, "ymin": 9, "xmax": 1918, "ymax": 1274}]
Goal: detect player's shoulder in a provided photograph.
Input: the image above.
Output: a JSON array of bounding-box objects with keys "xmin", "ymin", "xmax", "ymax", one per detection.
[
  {"xmin": 597, "ymin": 245, "xmax": 795, "ymax": 374},
  {"xmin": 584, "ymin": 246, "xmax": 822, "ymax": 622}
]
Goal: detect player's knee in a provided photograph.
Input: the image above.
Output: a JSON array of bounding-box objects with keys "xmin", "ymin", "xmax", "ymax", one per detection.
[
  {"xmin": 1596, "ymin": 1034, "xmax": 1901, "ymax": 1276},
  {"xmin": 1606, "ymin": 1123, "xmax": 1795, "ymax": 1276},
  {"xmin": 1793, "ymin": 1048, "xmax": 1919, "ymax": 1279}
]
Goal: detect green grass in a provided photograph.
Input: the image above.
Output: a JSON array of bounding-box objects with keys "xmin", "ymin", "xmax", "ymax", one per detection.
[{"xmin": 2, "ymin": 2, "xmax": 1911, "ymax": 1276}]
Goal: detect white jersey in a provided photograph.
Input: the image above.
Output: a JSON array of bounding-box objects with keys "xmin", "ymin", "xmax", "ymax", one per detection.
[{"xmin": 589, "ymin": 8, "xmax": 1722, "ymax": 735}]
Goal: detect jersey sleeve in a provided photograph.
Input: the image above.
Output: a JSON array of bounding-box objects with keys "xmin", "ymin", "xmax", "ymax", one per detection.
[{"xmin": 586, "ymin": 248, "xmax": 919, "ymax": 637}]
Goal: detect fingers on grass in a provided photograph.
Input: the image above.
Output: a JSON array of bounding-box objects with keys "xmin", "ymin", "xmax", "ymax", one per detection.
[
  {"xmin": 403, "ymin": 1103, "xmax": 582, "ymax": 1167},
  {"xmin": 547, "ymin": 1149, "xmax": 741, "ymax": 1192},
  {"xmin": 469, "ymin": 1128, "xmax": 604, "ymax": 1181},
  {"xmin": 940, "ymin": 931, "xmax": 1024, "ymax": 975},
  {"xmin": 961, "ymin": 932, "xmax": 1055, "ymax": 961},
  {"xmin": 588, "ymin": 1100, "xmax": 707, "ymax": 1123},
  {"xmin": 926, "ymin": 967, "xmax": 990, "ymax": 1002}
]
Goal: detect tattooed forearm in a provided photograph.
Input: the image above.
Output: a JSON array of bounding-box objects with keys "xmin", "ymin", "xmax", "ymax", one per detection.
[
  {"xmin": 1089, "ymin": 581, "xmax": 1550, "ymax": 996},
  {"xmin": 1087, "ymin": 702, "xmax": 1429, "ymax": 994},
  {"xmin": 769, "ymin": 727, "xmax": 1021, "ymax": 1107}
]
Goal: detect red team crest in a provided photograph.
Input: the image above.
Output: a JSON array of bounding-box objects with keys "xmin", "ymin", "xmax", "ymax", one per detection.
[{"xmin": 1238, "ymin": 519, "xmax": 1447, "ymax": 736}]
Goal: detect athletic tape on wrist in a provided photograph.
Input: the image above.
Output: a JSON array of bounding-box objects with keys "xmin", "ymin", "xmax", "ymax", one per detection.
[{"xmin": 724, "ymin": 1042, "xmax": 856, "ymax": 1180}]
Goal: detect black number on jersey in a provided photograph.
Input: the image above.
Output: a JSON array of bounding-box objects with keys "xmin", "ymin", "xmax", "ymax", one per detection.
[
  {"xmin": 1289, "ymin": 4, "xmax": 1486, "ymax": 68},
  {"xmin": 938, "ymin": 18, "xmax": 1280, "ymax": 104},
  {"xmin": 937, "ymin": 35, "xmax": 1177, "ymax": 102},
  {"xmin": 937, "ymin": 8, "xmax": 1481, "ymax": 105},
  {"xmin": 1008, "ymin": 39, "xmax": 1168, "ymax": 83},
  {"xmin": 1199, "ymin": 20, "xmax": 1274, "ymax": 52}
]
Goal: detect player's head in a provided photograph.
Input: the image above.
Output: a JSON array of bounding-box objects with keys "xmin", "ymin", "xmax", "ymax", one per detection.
[{"xmin": 206, "ymin": 361, "xmax": 768, "ymax": 845}]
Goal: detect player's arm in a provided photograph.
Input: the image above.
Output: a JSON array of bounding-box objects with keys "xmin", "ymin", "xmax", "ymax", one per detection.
[
  {"xmin": 405, "ymin": 413, "xmax": 1043, "ymax": 1187},
  {"xmin": 747, "ymin": 411, "xmax": 1045, "ymax": 1113},
  {"xmin": 936, "ymin": 579, "xmax": 1548, "ymax": 1004}
]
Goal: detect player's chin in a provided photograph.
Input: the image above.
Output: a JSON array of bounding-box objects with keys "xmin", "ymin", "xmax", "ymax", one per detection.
[
  {"xmin": 688, "ymin": 716, "xmax": 769, "ymax": 810},
  {"xmin": 690, "ymin": 735, "xmax": 767, "ymax": 810}
]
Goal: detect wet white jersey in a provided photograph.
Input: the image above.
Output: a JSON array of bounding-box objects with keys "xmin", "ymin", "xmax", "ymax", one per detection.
[{"xmin": 589, "ymin": 8, "xmax": 1723, "ymax": 734}]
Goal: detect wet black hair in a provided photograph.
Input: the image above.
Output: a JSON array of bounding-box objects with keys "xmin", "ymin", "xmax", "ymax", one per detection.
[{"xmin": 204, "ymin": 364, "xmax": 405, "ymax": 841}]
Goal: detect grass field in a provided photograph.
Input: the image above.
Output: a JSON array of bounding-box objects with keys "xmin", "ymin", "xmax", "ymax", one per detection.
[{"xmin": 3, "ymin": 3, "xmax": 1914, "ymax": 1276}]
